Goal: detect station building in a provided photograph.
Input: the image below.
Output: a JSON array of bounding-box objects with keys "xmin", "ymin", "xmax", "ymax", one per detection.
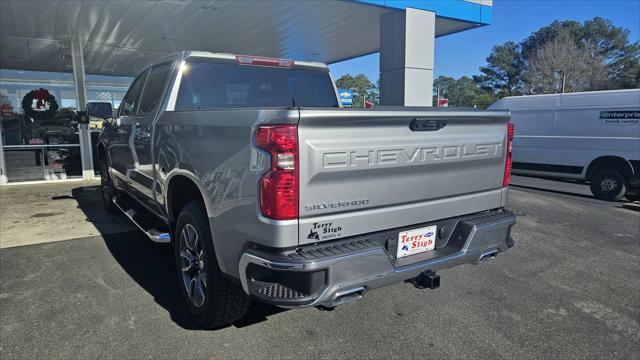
[{"xmin": 0, "ymin": 0, "xmax": 492, "ymax": 184}]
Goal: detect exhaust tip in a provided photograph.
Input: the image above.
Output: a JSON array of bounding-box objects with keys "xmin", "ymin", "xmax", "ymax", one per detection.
[
  {"xmin": 477, "ymin": 250, "xmax": 498, "ymax": 264},
  {"xmin": 331, "ymin": 287, "xmax": 365, "ymax": 307}
]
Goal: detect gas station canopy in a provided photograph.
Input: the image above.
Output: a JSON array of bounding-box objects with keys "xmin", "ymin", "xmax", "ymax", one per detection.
[
  {"xmin": 0, "ymin": 0, "xmax": 493, "ymax": 185},
  {"xmin": 0, "ymin": 0, "xmax": 492, "ymax": 76}
]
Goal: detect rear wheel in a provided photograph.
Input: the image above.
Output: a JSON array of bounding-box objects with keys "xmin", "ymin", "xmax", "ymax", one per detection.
[
  {"xmin": 174, "ymin": 201, "xmax": 250, "ymax": 329},
  {"xmin": 589, "ymin": 169, "xmax": 627, "ymax": 201},
  {"xmin": 100, "ymin": 161, "xmax": 119, "ymax": 214}
]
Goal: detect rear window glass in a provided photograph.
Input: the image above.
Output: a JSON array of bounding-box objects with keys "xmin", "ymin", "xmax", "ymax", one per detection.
[
  {"xmin": 138, "ymin": 63, "xmax": 171, "ymax": 114},
  {"xmin": 175, "ymin": 59, "xmax": 338, "ymax": 110},
  {"xmin": 119, "ymin": 69, "xmax": 148, "ymax": 116}
]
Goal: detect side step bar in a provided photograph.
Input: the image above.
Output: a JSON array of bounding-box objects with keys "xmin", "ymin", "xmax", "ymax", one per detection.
[{"xmin": 112, "ymin": 195, "xmax": 171, "ymax": 243}]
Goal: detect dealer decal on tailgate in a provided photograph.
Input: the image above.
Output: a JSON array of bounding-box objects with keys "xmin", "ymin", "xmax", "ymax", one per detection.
[
  {"xmin": 397, "ymin": 225, "xmax": 437, "ymax": 258},
  {"xmin": 307, "ymin": 222, "xmax": 343, "ymax": 241}
]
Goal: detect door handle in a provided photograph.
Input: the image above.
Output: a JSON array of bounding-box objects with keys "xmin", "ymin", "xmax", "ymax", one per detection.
[
  {"xmin": 136, "ymin": 129, "xmax": 151, "ymax": 139},
  {"xmin": 409, "ymin": 118, "xmax": 448, "ymax": 131}
]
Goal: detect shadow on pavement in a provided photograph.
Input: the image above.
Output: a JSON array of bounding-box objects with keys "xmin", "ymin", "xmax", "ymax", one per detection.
[
  {"xmin": 510, "ymin": 183, "xmax": 635, "ymax": 207},
  {"xmin": 510, "ymin": 175, "xmax": 640, "ymax": 203},
  {"xmin": 70, "ymin": 185, "xmax": 286, "ymax": 330},
  {"xmin": 510, "ymin": 184, "xmax": 597, "ymax": 200}
]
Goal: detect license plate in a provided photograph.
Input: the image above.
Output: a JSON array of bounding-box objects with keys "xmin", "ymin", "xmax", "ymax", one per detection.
[{"xmin": 396, "ymin": 225, "xmax": 437, "ymax": 258}]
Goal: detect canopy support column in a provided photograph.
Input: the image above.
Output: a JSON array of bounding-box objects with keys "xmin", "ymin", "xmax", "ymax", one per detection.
[
  {"xmin": 71, "ymin": 37, "xmax": 94, "ymax": 180},
  {"xmin": 380, "ymin": 8, "xmax": 435, "ymax": 106}
]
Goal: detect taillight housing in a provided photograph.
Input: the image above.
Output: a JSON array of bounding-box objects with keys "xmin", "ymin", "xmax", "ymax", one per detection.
[
  {"xmin": 255, "ymin": 125, "xmax": 298, "ymax": 220},
  {"xmin": 503, "ymin": 122, "xmax": 514, "ymax": 187}
]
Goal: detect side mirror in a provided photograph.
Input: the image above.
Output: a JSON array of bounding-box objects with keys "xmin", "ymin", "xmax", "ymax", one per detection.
[
  {"xmin": 86, "ymin": 102, "xmax": 113, "ymax": 119},
  {"xmin": 76, "ymin": 111, "xmax": 89, "ymax": 124}
]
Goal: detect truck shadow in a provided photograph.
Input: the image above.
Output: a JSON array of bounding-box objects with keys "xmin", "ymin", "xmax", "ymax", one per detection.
[
  {"xmin": 511, "ymin": 175, "xmax": 636, "ymax": 204},
  {"xmin": 70, "ymin": 185, "xmax": 286, "ymax": 330},
  {"xmin": 510, "ymin": 183, "xmax": 636, "ymax": 207},
  {"xmin": 510, "ymin": 184, "xmax": 597, "ymax": 201}
]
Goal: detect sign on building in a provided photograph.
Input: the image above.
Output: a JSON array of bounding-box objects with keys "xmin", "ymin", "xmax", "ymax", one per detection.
[{"xmin": 338, "ymin": 88, "xmax": 353, "ymax": 107}]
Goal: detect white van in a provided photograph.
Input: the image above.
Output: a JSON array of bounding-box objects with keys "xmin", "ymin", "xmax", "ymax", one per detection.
[{"xmin": 489, "ymin": 89, "xmax": 640, "ymax": 201}]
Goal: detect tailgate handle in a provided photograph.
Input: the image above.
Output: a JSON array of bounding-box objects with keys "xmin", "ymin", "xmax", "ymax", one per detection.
[{"xmin": 410, "ymin": 118, "xmax": 447, "ymax": 131}]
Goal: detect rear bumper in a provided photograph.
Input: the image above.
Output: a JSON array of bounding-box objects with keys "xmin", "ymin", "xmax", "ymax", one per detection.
[{"xmin": 239, "ymin": 209, "xmax": 516, "ymax": 308}]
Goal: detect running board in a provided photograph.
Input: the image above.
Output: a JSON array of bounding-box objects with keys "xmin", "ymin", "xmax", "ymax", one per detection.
[{"xmin": 112, "ymin": 195, "xmax": 171, "ymax": 243}]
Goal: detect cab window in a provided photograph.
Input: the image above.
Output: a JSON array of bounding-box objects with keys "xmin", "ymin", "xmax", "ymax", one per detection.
[
  {"xmin": 139, "ymin": 63, "xmax": 172, "ymax": 114},
  {"xmin": 119, "ymin": 69, "xmax": 149, "ymax": 116}
]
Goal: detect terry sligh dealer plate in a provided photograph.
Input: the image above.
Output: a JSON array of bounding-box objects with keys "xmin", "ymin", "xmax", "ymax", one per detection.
[{"xmin": 396, "ymin": 225, "xmax": 437, "ymax": 258}]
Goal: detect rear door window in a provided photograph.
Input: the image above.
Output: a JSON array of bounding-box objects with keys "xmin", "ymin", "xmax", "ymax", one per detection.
[
  {"xmin": 175, "ymin": 59, "xmax": 338, "ymax": 110},
  {"xmin": 119, "ymin": 69, "xmax": 148, "ymax": 116},
  {"xmin": 138, "ymin": 63, "xmax": 172, "ymax": 115}
]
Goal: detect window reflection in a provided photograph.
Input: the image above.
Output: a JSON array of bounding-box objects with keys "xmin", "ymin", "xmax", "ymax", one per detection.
[{"xmin": 0, "ymin": 69, "xmax": 132, "ymax": 182}]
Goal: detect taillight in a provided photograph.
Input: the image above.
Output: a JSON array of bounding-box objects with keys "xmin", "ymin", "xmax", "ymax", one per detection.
[
  {"xmin": 236, "ymin": 55, "xmax": 294, "ymax": 68},
  {"xmin": 503, "ymin": 122, "xmax": 514, "ymax": 187},
  {"xmin": 256, "ymin": 125, "xmax": 298, "ymax": 220}
]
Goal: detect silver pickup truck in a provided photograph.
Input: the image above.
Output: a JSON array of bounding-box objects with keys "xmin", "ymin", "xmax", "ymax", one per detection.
[{"xmin": 93, "ymin": 51, "xmax": 516, "ymax": 328}]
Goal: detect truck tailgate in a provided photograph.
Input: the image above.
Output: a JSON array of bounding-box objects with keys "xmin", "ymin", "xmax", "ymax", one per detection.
[{"xmin": 297, "ymin": 108, "xmax": 510, "ymax": 245}]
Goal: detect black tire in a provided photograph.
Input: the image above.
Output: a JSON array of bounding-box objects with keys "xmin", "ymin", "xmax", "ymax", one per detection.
[
  {"xmin": 589, "ymin": 169, "xmax": 627, "ymax": 201},
  {"xmin": 100, "ymin": 161, "xmax": 120, "ymax": 214},
  {"xmin": 174, "ymin": 201, "xmax": 250, "ymax": 329}
]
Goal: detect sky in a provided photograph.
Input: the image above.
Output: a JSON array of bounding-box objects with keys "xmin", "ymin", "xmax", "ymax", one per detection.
[{"xmin": 328, "ymin": 0, "xmax": 640, "ymax": 82}]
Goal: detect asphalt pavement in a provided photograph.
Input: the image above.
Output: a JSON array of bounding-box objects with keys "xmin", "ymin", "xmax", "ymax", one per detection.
[
  {"xmin": 0, "ymin": 180, "xmax": 135, "ymax": 248},
  {"xmin": 1, "ymin": 176, "xmax": 639, "ymax": 359}
]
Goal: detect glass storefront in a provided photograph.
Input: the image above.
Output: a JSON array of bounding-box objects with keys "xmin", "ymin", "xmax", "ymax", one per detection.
[{"xmin": 0, "ymin": 69, "xmax": 131, "ymax": 183}]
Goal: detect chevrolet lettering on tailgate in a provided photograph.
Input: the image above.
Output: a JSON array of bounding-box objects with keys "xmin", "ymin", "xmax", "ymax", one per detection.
[{"xmin": 322, "ymin": 143, "xmax": 503, "ymax": 169}]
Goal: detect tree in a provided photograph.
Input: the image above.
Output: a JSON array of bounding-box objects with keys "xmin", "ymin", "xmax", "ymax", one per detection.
[
  {"xmin": 520, "ymin": 20, "xmax": 583, "ymax": 61},
  {"xmin": 335, "ymin": 74, "xmax": 378, "ymax": 108},
  {"xmin": 525, "ymin": 30, "xmax": 607, "ymax": 93},
  {"xmin": 475, "ymin": 17, "xmax": 640, "ymax": 95},
  {"xmin": 473, "ymin": 41, "xmax": 524, "ymax": 97},
  {"xmin": 433, "ymin": 75, "xmax": 496, "ymax": 108},
  {"xmin": 581, "ymin": 17, "xmax": 640, "ymax": 88},
  {"xmin": 433, "ymin": 75, "xmax": 456, "ymax": 101}
]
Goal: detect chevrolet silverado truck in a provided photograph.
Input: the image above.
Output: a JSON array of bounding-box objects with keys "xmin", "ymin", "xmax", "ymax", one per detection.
[{"xmin": 93, "ymin": 51, "xmax": 516, "ymax": 329}]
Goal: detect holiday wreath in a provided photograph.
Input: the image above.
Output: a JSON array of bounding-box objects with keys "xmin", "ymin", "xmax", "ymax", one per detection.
[{"xmin": 21, "ymin": 88, "xmax": 59, "ymax": 120}]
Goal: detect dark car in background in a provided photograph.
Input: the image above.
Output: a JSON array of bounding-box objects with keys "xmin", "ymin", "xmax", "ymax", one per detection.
[
  {"xmin": 26, "ymin": 108, "xmax": 81, "ymax": 176},
  {"xmin": 28, "ymin": 108, "xmax": 79, "ymax": 145}
]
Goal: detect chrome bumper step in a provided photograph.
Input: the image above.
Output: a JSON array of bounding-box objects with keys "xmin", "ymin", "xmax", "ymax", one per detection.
[{"xmin": 112, "ymin": 195, "xmax": 170, "ymax": 243}]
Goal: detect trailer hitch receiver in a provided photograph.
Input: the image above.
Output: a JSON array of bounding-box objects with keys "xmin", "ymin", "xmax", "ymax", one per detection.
[{"xmin": 409, "ymin": 270, "xmax": 440, "ymax": 289}]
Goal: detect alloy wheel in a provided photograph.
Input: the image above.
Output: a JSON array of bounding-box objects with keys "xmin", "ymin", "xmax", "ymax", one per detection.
[
  {"xmin": 600, "ymin": 178, "xmax": 617, "ymax": 192},
  {"xmin": 179, "ymin": 224, "xmax": 207, "ymax": 307}
]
